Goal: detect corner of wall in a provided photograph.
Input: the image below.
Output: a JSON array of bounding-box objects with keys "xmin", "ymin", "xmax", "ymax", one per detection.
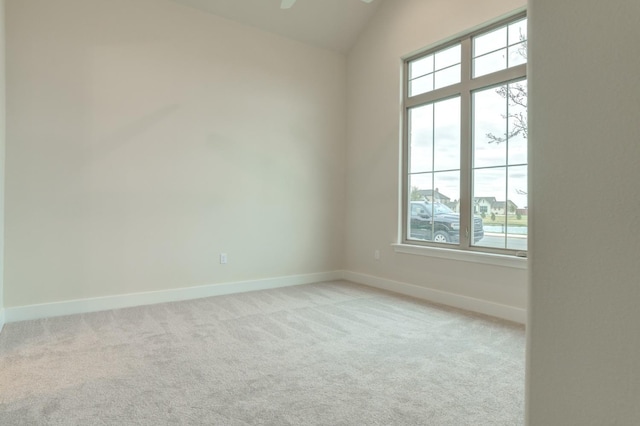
[
  {"xmin": 0, "ymin": 0, "xmax": 6, "ymax": 335},
  {"xmin": 0, "ymin": 309, "xmax": 5, "ymax": 334}
]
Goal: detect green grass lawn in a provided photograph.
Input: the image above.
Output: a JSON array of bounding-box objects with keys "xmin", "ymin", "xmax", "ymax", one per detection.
[{"xmin": 482, "ymin": 214, "xmax": 528, "ymax": 226}]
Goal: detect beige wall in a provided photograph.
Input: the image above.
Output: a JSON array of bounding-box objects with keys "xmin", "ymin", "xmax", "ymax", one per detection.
[
  {"xmin": 345, "ymin": 0, "xmax": 528, "ymax": 312},
  {"xmin": 4, "ymin": 0, "xmax": 347, "ymax": 307},
  {"xmin": 0, "ymin": 0, "xmax": 5, "ymax": 325},
  {"xmin": 528, "ymin": 0, "xmax": 640, "ymax": 423}
]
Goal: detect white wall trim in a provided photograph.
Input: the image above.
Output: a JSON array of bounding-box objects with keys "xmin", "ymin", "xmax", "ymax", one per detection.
[
  {"xmin": 392, "ymin": 243, "xmax": 528, "ymax": 270},
  {"xmin": 0, "ymin": 309, "xmax": 5, "ymax": 334},
  {"xmin": 4, "ymin": 271, "xmax": 343, "ymax": 324},
  {"xmin": 3, "ymin": 270, "xmax": 525, "ymax": 326},
  {"xmin": 342, "ymin": 270, "xmax": 526, "ymax": 324}
]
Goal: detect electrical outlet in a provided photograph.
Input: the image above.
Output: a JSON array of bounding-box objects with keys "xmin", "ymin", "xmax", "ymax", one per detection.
[
  {"xmin": 220, "ymin": 253, "xmax": 228, "ymax": 264},
  {"xmin": 374, "ymin": 249, "xmax": 380, "ymax": 260}
]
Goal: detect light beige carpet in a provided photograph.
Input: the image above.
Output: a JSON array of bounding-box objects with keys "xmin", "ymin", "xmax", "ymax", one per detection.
[{"xmin": 0, "ymin": 281, "xmax": 525, "ymax": 425}]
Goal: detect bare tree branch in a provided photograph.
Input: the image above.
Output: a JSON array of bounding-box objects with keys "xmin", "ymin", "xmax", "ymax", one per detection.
[
  {"xmin": 486, "ymin": 36, "xmax": 528, "ymax": 145},
  {"xmin": 486, "ymin": 82, "xmax": 528, "ymax": 144}
]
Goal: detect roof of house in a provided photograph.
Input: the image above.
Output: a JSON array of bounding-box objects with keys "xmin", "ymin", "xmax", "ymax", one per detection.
[
  {"xmin": 474, "ymin": 196, "xmax": 497, "ymax": 204},
  {"xmin": 416, "ymin": 189, "xmax": 451, "ymax": 201}
]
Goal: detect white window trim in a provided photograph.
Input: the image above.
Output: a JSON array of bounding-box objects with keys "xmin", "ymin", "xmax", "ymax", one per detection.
[{"xmin": 391, "ymin": 243, "xmax": 527, "ymax": 270}]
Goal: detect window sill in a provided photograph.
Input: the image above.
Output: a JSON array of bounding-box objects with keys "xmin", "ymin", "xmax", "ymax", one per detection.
[{"xmin": 391, "ymin": 243, "xmax": 528, "ymax": 270}]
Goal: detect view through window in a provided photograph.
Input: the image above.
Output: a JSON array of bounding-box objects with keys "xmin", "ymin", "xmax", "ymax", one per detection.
[{"xmin": 404, "ymin": 13, "xmax": 527, "ymax": 254}]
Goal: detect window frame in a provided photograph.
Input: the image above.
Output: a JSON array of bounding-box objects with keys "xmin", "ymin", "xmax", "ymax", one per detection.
[{"xmin": 401, "ymin": 10, "xmax": 528, "ymax": 257}]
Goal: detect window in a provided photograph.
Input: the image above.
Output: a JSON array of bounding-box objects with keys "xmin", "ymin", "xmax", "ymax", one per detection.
[{"xmin": 403, "ymin": 13, "xmax": 527, "ymax": 255}]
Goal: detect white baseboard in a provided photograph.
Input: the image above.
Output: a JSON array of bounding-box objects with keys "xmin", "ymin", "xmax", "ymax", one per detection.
[
  {"xmin": 3, "ymin": 270, "xmax": 525, "ymax": 325},
  {"xmin": 4, "ymin": 271, "xmax": 343, "ymax": 324},
  {"xmin": 342, "ymin": 271, "xmax": 526, "ymax": 324}
]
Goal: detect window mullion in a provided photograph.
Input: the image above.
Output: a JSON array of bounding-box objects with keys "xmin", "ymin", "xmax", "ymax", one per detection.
[
  {"xmin": 459, "ymin": 38, "xmax": 472, "ymax": 249},
  {"xmin": 468, "ymin": 64, "xmax": 526, "ymax": 91},
  {"xmin": 405, "ymin": 84, "xmax": 462, "ymax": 109},
  {"xmin": 402, "ymin": 58, "xmax": 410, "ymax": 243}
]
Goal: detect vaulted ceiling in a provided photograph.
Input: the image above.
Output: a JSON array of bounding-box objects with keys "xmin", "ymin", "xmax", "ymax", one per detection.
[{"xmin": 169, "ymin": 0, "xmax": 383, "ymax": 53}]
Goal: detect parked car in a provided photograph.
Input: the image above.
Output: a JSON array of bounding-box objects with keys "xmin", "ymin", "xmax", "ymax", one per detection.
[{"xmin": 409, "ymin": 201, "xmax": 484, "ymax": 244}]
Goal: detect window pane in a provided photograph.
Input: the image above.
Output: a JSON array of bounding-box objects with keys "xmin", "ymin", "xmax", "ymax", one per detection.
[
  {"xmin": 409, "ymin": 104, "xmax": 434, "ymax": 173},
  {"xmin": 434, "ymin": 171, "xmax": 460, "ymax": 209},
  {"xmin": 434, "ymin": 64, "xmax": 461, "ymax": 90},
  {"xmin": 508, "ymin": 19, "xmax": 527, "ymax": 45},
  {"xmin": 408, "ymin": 172, "xmax": 460, "ymax": 245},
  {"xmin": 474, "ymin": 26, "xmax": 507, "ymax": 57},
  {"xmin": 473, "ymin": 167, "xmax": 507, "ymax": 249},
  {"xmin": 435, "ymin": 44, "xmax": 461, "ymax": 70},
  {"xmin": 473, "ymin": 86, "xmax": 507, "ymax": 168},
  {"xmin": 507, "ymin": 165, "xmax": 528, "ymax": 251},
  {"xmin": 432, "ymin": 171, "xmax": 460, "ymax": 245},
  {"xmin": 508, "ymin": 43, "xmax": 527, "ymax": 67},
  {"xmin": 409, "ymin": 74, "xmax": 434, "ymax": 97},
  {"xmin": 408, "ymin": 173, "xmax": 433, "ymax": 241},
  {"xmin": 434, "ymin": 97, "xmax": 460, "ymax": 171},
  {"xmin": 473, "ymin": 49, "xmax": 507, "ymax": 78},
  {"xmin": 473, "ymin": 19, "xmax": 527, "ymax": 78},
  {"xmin": 410, "ymin": 44, "xmax": 461, "ymax": 96},
  {"xmin": 409, "ymin": 174, "xmax": 432, "ymax": 202},
  {"xmin": 507, "ymin": 81, "xmax": 528, "ymax": 165},
  {"xmin": 410, "ymin": 55, "xmax": 434, "ymax": 79}
]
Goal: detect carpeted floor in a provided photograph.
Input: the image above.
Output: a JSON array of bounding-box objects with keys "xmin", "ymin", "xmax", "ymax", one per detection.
[{"xmin": 0, "ymin": 281, "xmax": 525, "ymax": 425}]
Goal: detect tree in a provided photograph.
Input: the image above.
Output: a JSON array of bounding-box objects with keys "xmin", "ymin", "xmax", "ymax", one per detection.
[
  {"xmin": 486, "ymin": 82, "xmax": 528, "ymax": 144},
  {"xmin": 487, "ymin": 38, "xmax": 528, "ymax": 145},
  {"xmin": 410, "ymin": 186, "xmax": 424, "ymax": 201}
]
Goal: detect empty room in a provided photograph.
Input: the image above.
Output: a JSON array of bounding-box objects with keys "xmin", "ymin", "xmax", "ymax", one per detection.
[{"xmin": 0, "ymin": 0, "xmax": 638, "ymax": 424}]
